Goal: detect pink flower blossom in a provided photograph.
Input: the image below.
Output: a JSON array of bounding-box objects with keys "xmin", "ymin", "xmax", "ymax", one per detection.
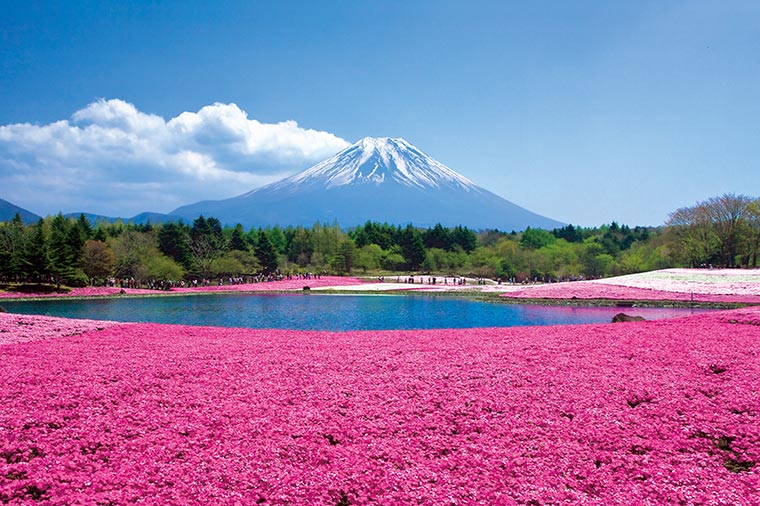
[
  {"xmin": 0, "ymin": 277, "xmax": 364, "ymax": 300},
  {"xmin": 500, "ymin": 269, "xmax": 760, "ymax": 304},
  {"xmin": 1, "ymin": 307, "xmax": 759, "ymax": 503},
  {"xmin": 0, "ymin": 313, "xmax": 122, "ymax": 345},
  {"xmin": 170, "ymin": 276, "xmax": 365, "ymax": 293},
  {"xmin": 501, "ymin": 282, "xmax": 760, "ymax": 304}
]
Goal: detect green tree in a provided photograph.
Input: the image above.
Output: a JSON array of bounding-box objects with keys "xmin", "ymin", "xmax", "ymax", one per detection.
[
  {"xmin": 520, "ymin": 227, "xmax": 556, "ymax": 250},
  {"xmin": 214, "ymin": 250, "xmax": 260, "ymax": 276},
  {"xmin": 423, "ymin": 223, "xmax": 452, "ymax": 250},
  {"xmin": 667, "ymin": 203, "xmax": 718, "ymax": 267},
  {"xmin": 353, "ymin": 221, "xmax": 396, "ymax": 250},
  {"xmin": 66, "ymin": 218, "xmax": 87, "ymax": 268},
  {"xmin": 158, "ymin": 222, "xmax": 192, "ymax": 268},
  {"xmin": 81, "ymin": 240, "xmax": 114, "ymax": 280},
  {"xmin": 355, "ymin": 244, "xmax": 383, "ymax": 272},
  {"xmin": 0, "ymin": 213, "xmax": 26, "ymax": 280},
  {"xmin": 552, "ymin": 224, "xmax": 583, "ymax": 243},
  {"xmin": 399, "ymin": 225, "xmax": 426, "ymax": 270},
  {"xmin": 287, "ymin": 226, "xmax": 314, "ymax": 266},
  {"xmin": 255, "ymin": 230, "xmax": 279, "ymax": 274},
  {"xmin": 228, "ymin": 224, "xmax": 249, "ymax": 252},
  {"xmin": 450, "ymin": 225, "xmax": 478, "ymax": 252},
  {"xmin": 704, "ymin": 194, "xmax": 753, "ymax": 266},
  {"xmin": 668, "ymin": 193, "xmax": 754, "ymax": 267},
  {"xmin": 24, "ymin": 219, "xmax": 50, "ymax": 283},
  {"xmin": 332, "ymin": 238, "xmax": 357, "ymax": 274},
  {"xmin": 76, "ymin": 214, "xmax": 93, "ymax": 240},
  {"xmin": 381, "ymin": 248, "xmax": 406, "ymax": 271},
  {"xmin": 48, "ymin": 213, "xmax": 86, "ymax": 285},
  {"xmin": 189, "ymin": 216, "xmax": 223, "ymax": 277},
  {"xmin": 267, "ymin": 227, "xmax": 288, "ymax": 255},
  {"xmin": 580, "ymin": 240, "xmax": 615, "ymax": 278},
  {"xmin": 741, "ymin": 200, "xmax": 760, "ymax": 267},
  {"xmin": 145, "ymin": 254, "xmax": 185, "ymax": 282},
  {"xmin": 110, "ymin": 229, "xmax": 157, "ymax": 282}
]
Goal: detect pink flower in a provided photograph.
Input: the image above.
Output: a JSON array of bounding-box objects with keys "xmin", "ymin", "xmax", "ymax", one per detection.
[{"xmin": 1, "ymin": 307, "xmax": 759, "ymax": 503}]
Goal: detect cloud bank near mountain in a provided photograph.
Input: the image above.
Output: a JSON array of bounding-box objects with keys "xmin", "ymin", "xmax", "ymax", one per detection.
[{"xmin": 0, "ymin": 99, "xmax": 349, "ymax": 216}]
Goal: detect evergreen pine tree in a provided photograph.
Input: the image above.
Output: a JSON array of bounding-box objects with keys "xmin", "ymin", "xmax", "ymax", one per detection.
[
  {"xmin": 400, "ymin": 225, "xmax": 426, "ymax": 270},
  {"xmin": 77, "ymin": 214, "xmax": 93, "ymax": 240},
  {"xmin": 24, "ymin": 219, "xmax": 50, "ymax": 283},
  {"xmin": 255, "ymin": 231, "xmax": 279, "ymax": 274},
  {"xmin": 158, "ymin": 222, "xmax": 192, "ymax": 268},
  {"xmin": 229, "ymin": 224, "xmax": 248, "ymax": 251}
]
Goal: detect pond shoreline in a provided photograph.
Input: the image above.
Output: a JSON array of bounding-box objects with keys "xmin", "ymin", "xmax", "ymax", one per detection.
[{"xmin": 1, "ymin": 285, "xmax": 749, "ymax": 311}]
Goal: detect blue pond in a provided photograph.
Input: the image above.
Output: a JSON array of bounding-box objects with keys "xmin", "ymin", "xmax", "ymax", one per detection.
[{"xmin": 1, "ymin": 293, "xmax": 709, "ymax": 331}]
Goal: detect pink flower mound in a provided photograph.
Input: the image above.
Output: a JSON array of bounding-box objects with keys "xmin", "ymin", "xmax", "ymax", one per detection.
[
  {"xmin": 0, "ymin": 286, "xmax": 157, "ymax": 299},
  {"xmin": 170, "ymin": 276, "xmax": 365, "ymax": 293},
  {"xmin": 0, "ymin": 313, "xmax": 121, "ymax": 345},
  {"xmin": 1, "ymin": 310, "xmax": 759, "ymax": 504},
  {"xmin": 594, "ymin": 268, "xmax": 760, "ymax": 296},
  {"xmin": 501, "ymin": 281, "xmax": 760, "ymax": 304},
  {"xmin": 0, "ymin": 277, "xmax": 363, "ymax": 299}
]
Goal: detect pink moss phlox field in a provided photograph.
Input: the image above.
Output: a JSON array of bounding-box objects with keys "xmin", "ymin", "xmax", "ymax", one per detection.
[
  {"xmin": 0, "ymin": 313, "xmax": 122, "ymax": 346},
  {"xmin": 593, "ymin": 268, "xmax": 760, "ymax": 296},
  {"xmin": 501, "ymin": 268, "xmax": 760, "ymax": 303},
  {"xmin": 501, "ymin": 281, "xmax": 760, "ymax": 304},
  {"xmin": 170, "ymin": 276, "xmax": 364, "ymax": 293},
  {"xmin": 0, "ymin": 277, "xmax": 364, "ymax": 299},
  {"xmin": 2, "ymin": 310, "xmax": 759, "ymax": 503},
  {"xmin": 0, "ymin": 286, "xmax": 158, "ymax": 299}
]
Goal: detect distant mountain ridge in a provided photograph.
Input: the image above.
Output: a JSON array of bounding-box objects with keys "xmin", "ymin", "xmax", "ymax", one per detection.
[
  {"xmin": 3, "ymin": 138, "xmax": 565, "ymax": 231},
  {"xmin": 172, "ymin": 137, "xmax": 564, "ymax": 231},
  {"xmin": 62, "ymin": 211, "xmax": 185, "ymax": 225},
  {"xmin": 0, "ymin": 198, "xmax": 41, "ymax": 223}
]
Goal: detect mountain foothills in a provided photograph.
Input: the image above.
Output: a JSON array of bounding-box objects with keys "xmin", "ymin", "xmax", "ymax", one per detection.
[
  {"xmin": 0, "ymin": 198, "xmax": 40, "ymax": 224},
  {"xmin": 0, "ymin": 194, "xmax": 758, "ymax": 291},
  {"xmin": 171, "ymin": 137, "xmax": 564, "ymax": 230}
]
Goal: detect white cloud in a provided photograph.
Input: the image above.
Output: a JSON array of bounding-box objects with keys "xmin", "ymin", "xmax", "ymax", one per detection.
[{"xmin": 0, "ymin": 98, "xmax": 350, "ymax": 217}]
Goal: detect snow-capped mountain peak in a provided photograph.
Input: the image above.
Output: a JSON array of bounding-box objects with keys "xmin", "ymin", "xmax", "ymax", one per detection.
[
  {"xmin": 249, "ymin": 136, "xmax": 479, "ymax": 195},
  {"xmin": 172, "ymin": 135, "xmax": 565, "ymax": 230}
]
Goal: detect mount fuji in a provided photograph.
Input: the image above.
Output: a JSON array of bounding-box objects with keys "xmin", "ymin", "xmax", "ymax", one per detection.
[{"xmin": 171, "ymin": 137, "xmax": 563, "ymax": 230}]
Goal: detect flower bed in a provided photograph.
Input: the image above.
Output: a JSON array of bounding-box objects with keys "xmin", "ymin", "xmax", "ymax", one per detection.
[
  {"xmin": 171, "ymin": 276, "xmax": 365, "ymax": 293},
  {"xmin": 0, "ymin": 277, "xmax": 364, "ymax": 299},
  {"xmin": 1, "ymin": 308, "xmax": 758, "ymax": 503},
  {"xmin": 500, "ymin": 269, "xmax": 760, "ymax": 304},
  {"xmin": 0, "ymin": 313, "xmax": 122, "ymax": 346},
  {"xmin": 500, "ymin": 281, "xmax": 760, "ymax": 304},
  {"xmin": 592, "ymin": 268, "xmax": 760, "ymax": 296},
  {"xmin": 0, "ymin": 286, "xmax": 158, "ymax": 299}
]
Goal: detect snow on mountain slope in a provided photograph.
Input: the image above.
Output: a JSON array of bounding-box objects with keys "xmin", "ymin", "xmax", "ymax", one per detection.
[
  {"xmin": 171, "ymin": 137, "xmax": 564, "ymax": 230},
  {"xmin": 245, "ymin": 137, "xmax": 480, "ymax": 195}
]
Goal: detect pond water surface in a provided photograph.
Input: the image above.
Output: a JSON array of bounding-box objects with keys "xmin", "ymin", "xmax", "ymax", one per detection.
[{"xmin": 1, "ymin": 293, "xmax": 710, "ymax": 331}]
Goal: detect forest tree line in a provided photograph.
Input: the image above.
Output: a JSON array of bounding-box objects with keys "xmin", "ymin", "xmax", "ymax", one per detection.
[{"xmin": 0, "ymin": 193, "xmax": 757, "ymax": 288}]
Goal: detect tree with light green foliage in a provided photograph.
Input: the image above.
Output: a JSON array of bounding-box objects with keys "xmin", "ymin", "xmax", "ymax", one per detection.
[
  {"xmin": 145, "ymin": 254, "xmax": 185, "ymax": 282},
  {"xmin": 355, "ymin": 244, "xmax": 383, "ymax": 273},
  {"xmin": 520, "ymin": 227, "xmax": 556, "ymax": 250},
  {"xmin": 213, "ymin": 249, "xmax": 260, "ymax": 276}
]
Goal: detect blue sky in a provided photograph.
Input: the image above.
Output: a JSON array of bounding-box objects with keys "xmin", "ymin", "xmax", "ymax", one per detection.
[{"xmin": 1, "ymin": 1, "xmax": 758, "ymax": 226}]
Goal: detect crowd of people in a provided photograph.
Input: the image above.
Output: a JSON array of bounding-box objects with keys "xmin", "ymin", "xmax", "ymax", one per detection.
[{"xmin": 102, "ymin": 271, "xmax": 325, "ymax": 291}]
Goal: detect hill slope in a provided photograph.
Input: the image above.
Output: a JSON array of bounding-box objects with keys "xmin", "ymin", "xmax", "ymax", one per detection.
[
  {"xmin": 0, "ymin": 198, "xmax": 41, "ymax": 223},
  {"xmin": 172, "ymin": 137, "xmax": 564, "ymax": 230}
]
